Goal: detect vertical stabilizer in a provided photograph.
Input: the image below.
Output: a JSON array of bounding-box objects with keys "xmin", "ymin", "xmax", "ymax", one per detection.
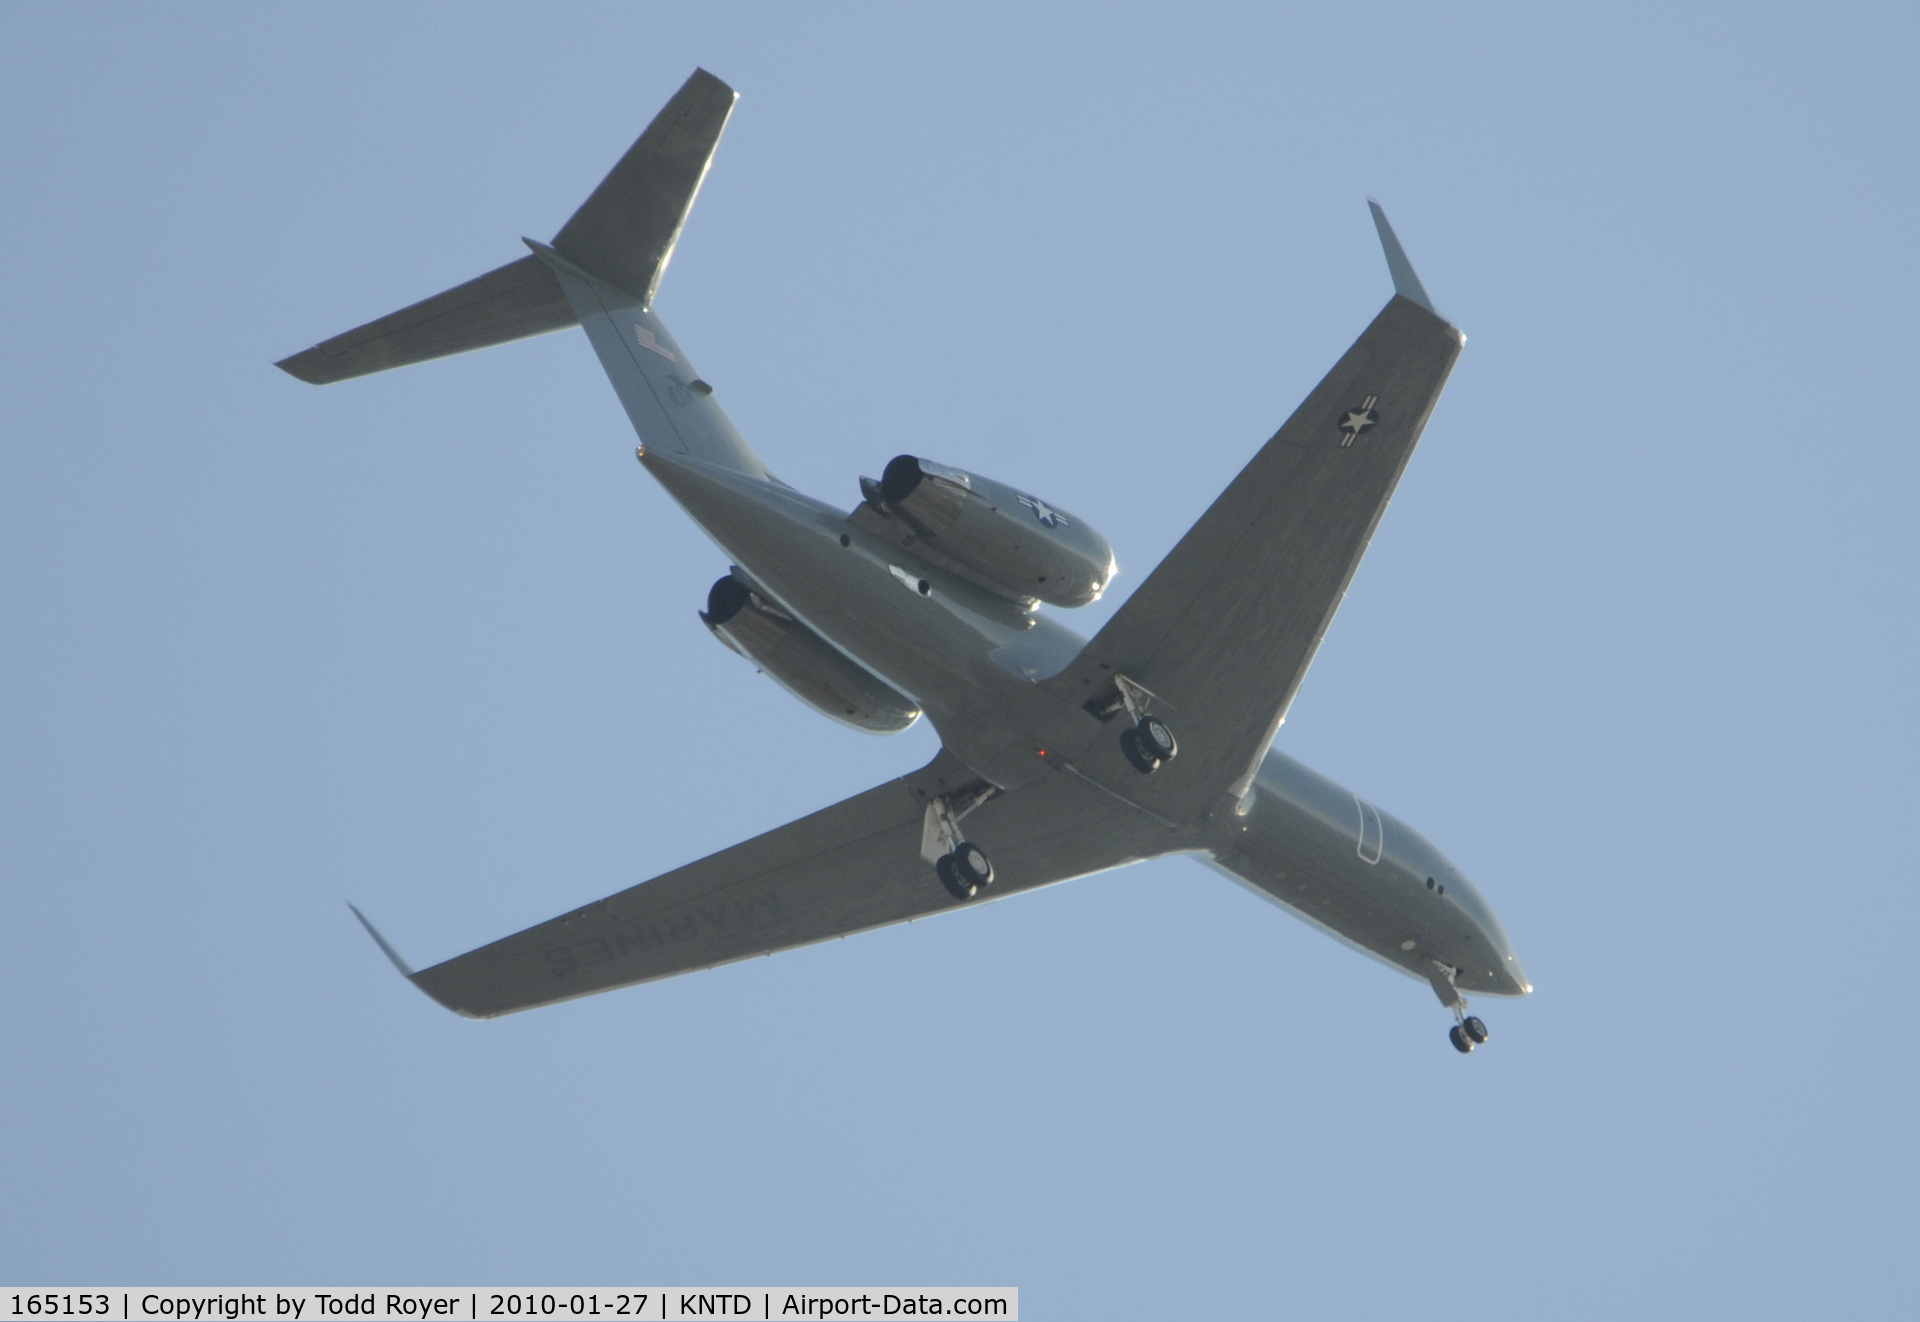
[{"xmin": 549, "ymin": 68, "xmax": 736, "ymax": 306}]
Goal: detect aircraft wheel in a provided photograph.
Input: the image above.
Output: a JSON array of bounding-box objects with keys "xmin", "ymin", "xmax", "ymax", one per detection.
[
  {"xmin": 1449, "ymin": 1024, "xmax": 1474, "ymax": 1054},
  {"xmin": 935, "ymin": 852, "xmax": 975, "ymax": 900},
  {"xmin": 953, "ymin": 841, "xmax": 994, "ymax": 889},
  {"xmin": 1464, "ymin": 1016, "xmax": 1489, "ymax": 1044},
  {"xmin": 1135, "ymin": 715, "xmax": 1178, "ymax": 762},
  {"xmin": 1120, "ymin": 726, "xmax": 1161, "ymax": 775}
]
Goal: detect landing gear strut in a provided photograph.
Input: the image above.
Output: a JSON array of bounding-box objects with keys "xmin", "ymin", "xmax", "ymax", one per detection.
[
  {"xmin": 1114, "ymin": 675, "xmax": 1178, "ymax": 775},
  {"xmin": 922, "ymin": 783, "xmax": 998, "ymax": 901}
]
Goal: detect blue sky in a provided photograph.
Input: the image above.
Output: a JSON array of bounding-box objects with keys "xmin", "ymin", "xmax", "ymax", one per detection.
[{"xmin": 3, "ymin": 3, "xmax": 1916, "ymax": 1314}]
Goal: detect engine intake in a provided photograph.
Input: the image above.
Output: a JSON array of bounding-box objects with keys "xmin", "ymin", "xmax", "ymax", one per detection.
[
  {"xmin": 701, "ymin": 575, "xmax": 920, "ymax": 734},
  {"xmin": 859, "ymin": 455, "xmax": 1114, "ymax": 609}
]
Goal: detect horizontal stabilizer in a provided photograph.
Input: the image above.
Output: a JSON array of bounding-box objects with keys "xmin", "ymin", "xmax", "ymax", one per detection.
[{"xmin": 277, "ymin": 255, "xmax": 573, "ymax": 385}]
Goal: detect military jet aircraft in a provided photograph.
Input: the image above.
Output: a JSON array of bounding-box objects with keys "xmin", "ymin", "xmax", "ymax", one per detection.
[{"xmin": 282, "ymin": 69, "xmax": 1530, "ymax": 1053}]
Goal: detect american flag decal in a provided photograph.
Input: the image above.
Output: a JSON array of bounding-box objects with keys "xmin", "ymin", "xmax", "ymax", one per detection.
[{"xmin": 632, "ymin": 324, "xmax": 678, "ymax": 363}]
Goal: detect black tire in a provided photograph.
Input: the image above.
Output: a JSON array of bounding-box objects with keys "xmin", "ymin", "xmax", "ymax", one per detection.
[
  {"xmin": 1464, "ymin": 1016, "xmax": 1489, "ymax": 1044},
  {"xmin": 1120, "ymin": 726, "xmax": 1161, "ymax": 775},
  {"xmin": 953, "ymin": 841, "xmax": 994, "ymax": 889},
  {"xmin": 936, "ymin": 852, "xmax": 976, "ymax": 900},
  {"xmin": 1449, "ymin": 1024, "xmax": 1474, "ymax": 1054},
  {"xmin": 1135, "ymin": 715, "xmax": 1178, "ymax": 762}
]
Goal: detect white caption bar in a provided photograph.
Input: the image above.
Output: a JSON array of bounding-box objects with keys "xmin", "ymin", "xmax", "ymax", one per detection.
[{"xmin": 2, "ymin": 1292, "xmax": 1015, "ymax": 1322}]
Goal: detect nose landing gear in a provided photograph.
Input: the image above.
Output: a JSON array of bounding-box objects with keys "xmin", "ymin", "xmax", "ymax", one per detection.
[
  {"xmin": 1429, "ymin": 962, "xmax": 1491, "ymax": 1055},
  {"xmin": 1448, "ymin": 1016, "xmax": 1490, "ymax": 1054}
]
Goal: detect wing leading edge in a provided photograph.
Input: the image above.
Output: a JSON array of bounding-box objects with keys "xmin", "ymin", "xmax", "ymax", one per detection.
[{"xmin": 380, "ymin": 754, "xmax": 1167, "ymax": 1017}]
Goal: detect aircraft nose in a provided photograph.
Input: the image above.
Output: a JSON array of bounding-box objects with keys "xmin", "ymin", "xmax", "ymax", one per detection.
[{"xmin": 1499, "ymin": 949, "xmax": 1533, "ymax": 996}]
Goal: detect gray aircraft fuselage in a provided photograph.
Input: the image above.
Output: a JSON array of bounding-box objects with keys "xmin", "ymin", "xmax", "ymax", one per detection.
[{"xmin": 641, "ymin": 372, "xmax": 1530, "ymax": 1003}]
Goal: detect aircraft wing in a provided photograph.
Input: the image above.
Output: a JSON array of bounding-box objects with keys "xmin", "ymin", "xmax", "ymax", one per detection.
[
  {"xmin": 1047, "ymin": 280, "xmax": 1463, "ymax": 823},
  {"xmin": 385, "ymin": 752, "xmax": 1164, "ymax": 1017}
]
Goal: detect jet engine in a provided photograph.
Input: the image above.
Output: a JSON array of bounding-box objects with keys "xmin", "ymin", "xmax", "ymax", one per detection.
[
  {"xmin": 700, "ymin": 575, "xmax": 921, "ymax": 734},
  {"xmin": 853, "ymin": 455, "xmax": 1115, "ymax": 609}
]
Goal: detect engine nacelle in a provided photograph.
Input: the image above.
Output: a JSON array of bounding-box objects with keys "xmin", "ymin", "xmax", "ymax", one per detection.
[
  {"xmin": 856, "ymin": 455, "xmax": 1115, "ymax": 609},
  {"xmin": 701, "ymin": 575, "xmax": 921, "ymax": 734}
]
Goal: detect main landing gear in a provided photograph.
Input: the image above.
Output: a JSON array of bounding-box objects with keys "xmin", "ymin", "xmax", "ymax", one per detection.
[
  {"xmin": 1114, "ymin": 675, "xmax": 1179, "ymax": 775},
  {"xmin": 936, "ymin": 841, "xmax": 995, "ymax": 900},
  {"xmin": 922, "ymin": 783, "xmax": 999, "ymax": 900},
  {"xmin": 1429, "ymin": 962, "xmax": 1491, "ymax": 1055}
]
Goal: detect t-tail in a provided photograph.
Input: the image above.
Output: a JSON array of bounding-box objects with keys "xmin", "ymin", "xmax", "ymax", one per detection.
[{"xmin": 277, "ymin": 68, "xmax": 768, "ymax": 476}]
